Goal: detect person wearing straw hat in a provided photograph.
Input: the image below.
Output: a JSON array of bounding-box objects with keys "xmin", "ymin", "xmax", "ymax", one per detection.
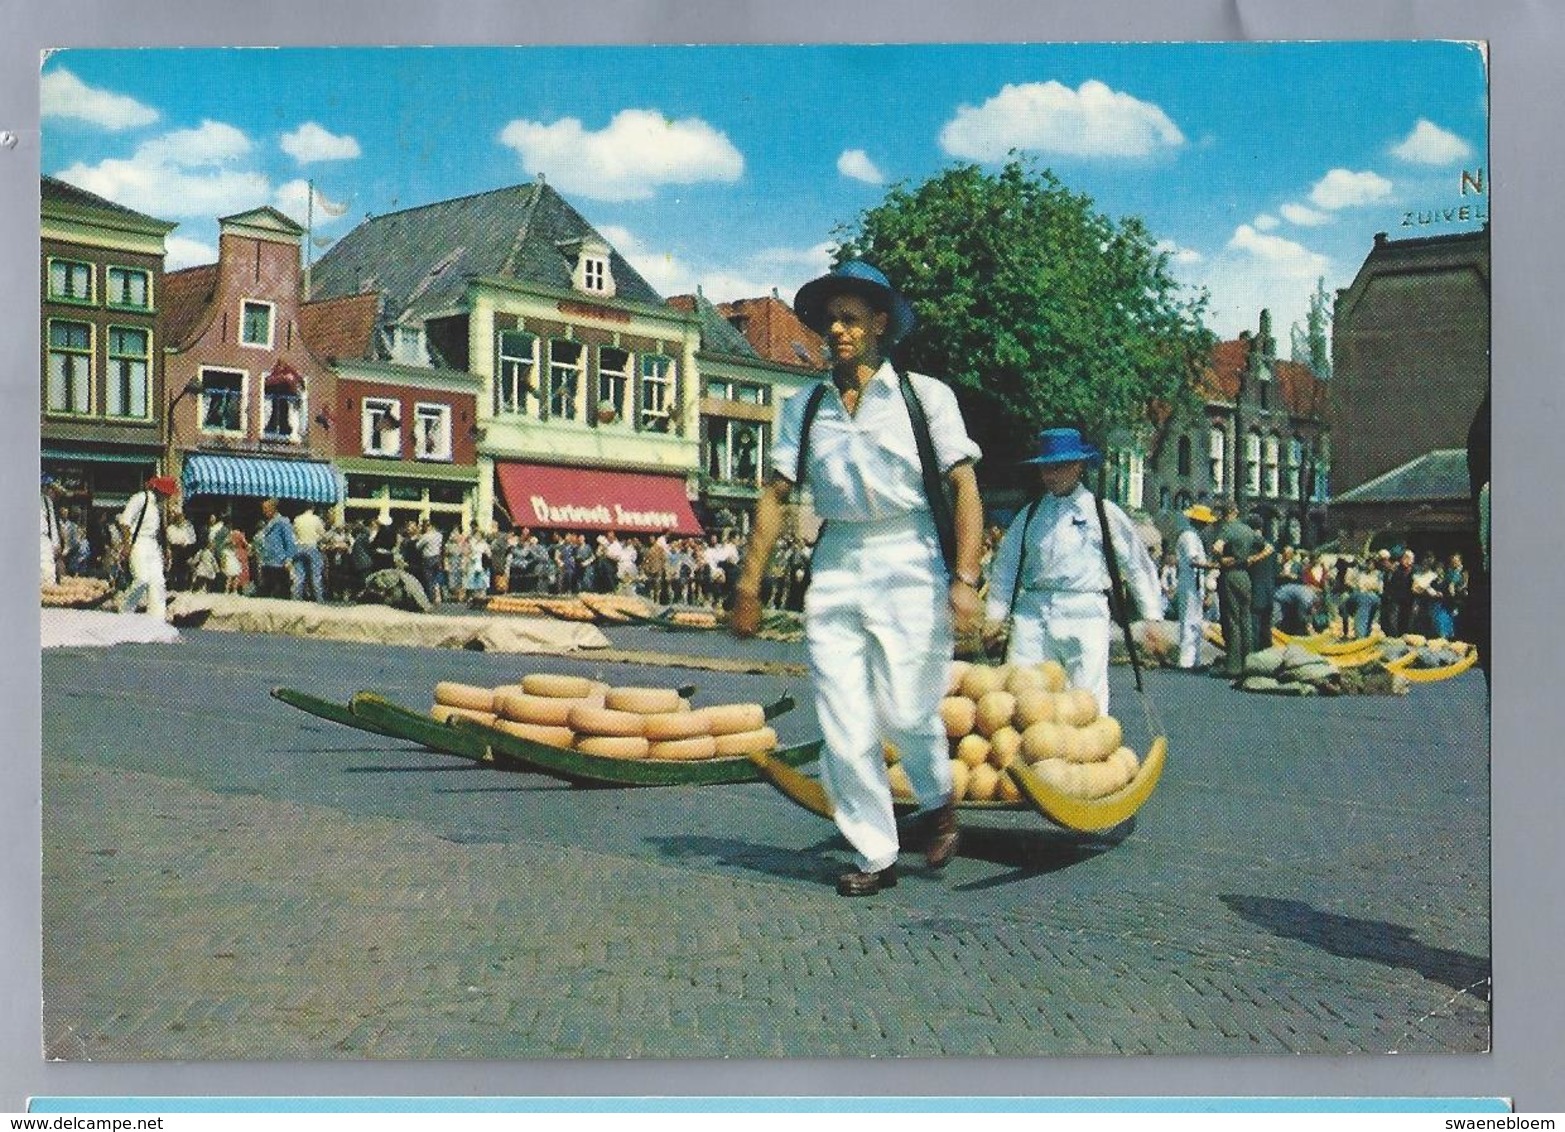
[
  {"xmin": 732, "ymin": 259, "xmax": 985, "ymax": 897},
  {"xmin": 1175, "ymin": 503, "xmax": 1217, "ymax": 670},
  {"xmin": 984, "ymin": 429, "xmax": 1164, "ymax": 713},
  {"xmin": 117, "ymin": 474, "xmax": 179, "ymax": 620}
]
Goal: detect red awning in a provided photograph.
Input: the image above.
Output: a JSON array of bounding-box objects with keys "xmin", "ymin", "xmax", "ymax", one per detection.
[{"xmin": 495, "ymin": 462, "xmax": 704, "ymax": 536}]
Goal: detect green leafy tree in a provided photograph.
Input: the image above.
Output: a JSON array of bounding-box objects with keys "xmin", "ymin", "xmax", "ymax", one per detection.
[{"xmin": 833, "ymin": 159, "xmax": 1214, "ymax": 471}]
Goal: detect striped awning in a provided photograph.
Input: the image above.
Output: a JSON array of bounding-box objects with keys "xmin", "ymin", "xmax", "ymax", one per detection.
[{"xmin": 182, "ymin": 453, "xmax": 345, "ymax": 503}]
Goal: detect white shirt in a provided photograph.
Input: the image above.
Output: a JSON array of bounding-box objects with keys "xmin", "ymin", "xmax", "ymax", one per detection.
[
  {"xmin": 770, "ymin": 363, "xmax": 980, "ymax": 523},
  {"xmin": 294, "ymin": 509, "xmax": 327, "ymax": 548},
  {"xmin": 1175, "ymin": 528, "xmax": 1208, "ymax": 596},
  {"xmin": 119, "ymin": 491, "xmax": 162, "ymax": 548},
  {"xmin": 985, "ymin": 484, "xmax": 1164, "ymax": 621}
]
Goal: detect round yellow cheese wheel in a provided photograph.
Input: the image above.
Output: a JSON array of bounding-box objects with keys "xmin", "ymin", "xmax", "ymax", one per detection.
[
  {"xmin": 949, "ymin": 758, "xmax": 970, "ymax": 802},
  {"xmin": 975, "ymin": 690, "xmax": 1018, "ymax": 737},
  {"xmin": 704, "ymin": 703, "xmax": 767, "ymax": 736},
  {"xmin": 574, "ymin": 735, "xmax": 650, "ymax": 760},
  {"xmin": 433, "ymin": 682, "xmax": 496, "ymax": 712},
  {"xmin": 567, "ymin": 704, "xmax": 648, "ymax": 737},
  {"xmin": 939, "ymin": 696, "xmax": 977, "ymax": 739},
  {"xmin": 987, "ymin": 726, "xmax": 1023, "ymax": 769},
  {"xmin": 945, "ymin": 660, "xmax": 973, "ymax": 696},
  {"xmin": 642, "ymin": 710, "xmax": 714, "ymax": 741},
  {"xmin": 955, "ymin": 733, "xmax": 991, "ymax": 769},
  {"xmin": 522, "ymin": 673, "xmax": 596, "ymax": 699},
  {"xmin": 492, "ymin": 719, "xmax": 575, "ymax": 748},
  {"xmin": 646, "ymin": 735, "xmax": 720, "ymax": 761},
  {"xmin": 1004, "ymin": 665, "xmax": 1047, "ymax": 695},
  {"xmin": 967, "ymin": 762, "xmax": 1000, "ymax": 802},
  {"xmin": 1037, "ymin": 660, "xmax": 1069, "ymax": 693},
  {"xmin": 1013, "ymin": 690, "xmax": 1058, "ymax": 728},
  {"xmin": 430, "ymin": 704, "xmax": 498, "ymax": 727},
  {"xmin": 605, "ymin": 686, "xmax": 685, "ymax": 714},
  {"xmin": 960, "ymin": 664, "xmax": 1007, "ymax": 700},
  {"xmin": 887, "ymin": 762, "xmax": 914, "ymax": 800},
  {"xmin": 1021, "ymin": 719, "xmax": 1068, "ymax": 763},
  {"xmin": 493, "ymin": 691, "xmax": 578, "ymax": 726},
  {"xmin": 712, "ymin": 726, "xmax": 778, "ymax": 756}
]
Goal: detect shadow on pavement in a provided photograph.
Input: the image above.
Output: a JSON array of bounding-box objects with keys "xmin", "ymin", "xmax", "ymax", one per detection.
[
  {"xmin": 948, "ymin": 822, "xmax": 1134, "ymax": 889},
  {"xmin": 1220, "ymin": 894, "xmax": 1491, "ymax": 1000},
  {"xmin": 647, "ymin": 833, "xmax": 846, "ymax": 889}
]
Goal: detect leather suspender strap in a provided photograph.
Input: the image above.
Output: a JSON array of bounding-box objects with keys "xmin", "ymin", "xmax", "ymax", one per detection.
[
  {"xmin": 1004, "ymin": 498, "xmax": 1043, "ymax": 628},
  {"xmin": 793, "ymin": 381, "xmax": 830, "ymax": 487},
  {"xmin": 895, "ymin": 371, "xmax": 958, "ymax": 577},
  {"xmin": 793, "ymin": 372, "xmax": 957, "ymax": 577}
]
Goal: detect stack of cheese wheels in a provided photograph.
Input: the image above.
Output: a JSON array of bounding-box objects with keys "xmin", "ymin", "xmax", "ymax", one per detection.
[
  {"xmin": 434, "ymin": 673, "xmax": 778, "ymax": 761},
  {"xmin": 882, "ymin": 659, "xmax": 1141, "ymax": 803}
]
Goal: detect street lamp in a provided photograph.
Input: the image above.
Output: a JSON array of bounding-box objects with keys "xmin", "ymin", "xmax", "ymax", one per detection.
[{"xmin": 163, "ymin": 377, "xmax": 204, "ymax": 483}]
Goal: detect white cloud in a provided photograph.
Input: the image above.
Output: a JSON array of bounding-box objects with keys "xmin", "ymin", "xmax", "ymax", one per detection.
[
  {"xmin": 280, "ymin": 121, "xmax": 361, "ymax": 164},
  {"xmin": 1391, "ymin": 118, "xmax": 1475, "ymax": 166},
  {"xmin": 1156, "ymin": 239, "xmax": 1203, "ymax": 266},
  {"xmin": 938, "ymin": 79, "xmax": 1184, "ymax": 161},
  {"xmin": 273, "ymin": 180, "xmax": 351, "ymax": 228},
  {"xmin": 54, "ymin": 120, "xmax": 269, "ymax": 219},
  {"xmin": 41, "ymin": 68, "xmax": 158, "ymax": 130},
  {"xmin": 498, "ymin": 108, "xmax": 744, "ymax": 201},
  {"xmin": 1252, "ymin": 214, "xmax": 1280, "ymax": 232},
  {"xmin": 1181, "ymin": 224, "xmax": 1336, "ymax": 342},
  {"xmin": 1280, "ymin": 202, "xmax": 1331, "ymax": 227},
  {"xmin": 164, "ymin": 234, "xmax": 218, "ymax": 270},
  {"xmin": 837, "ymin": 149, "xmax": 884, "ymax": 184},
  {"xmin": 601, "ymin": 224, "xmax": 832, "ymax": 304},
  {"xmin": 1308, "ymin": 168, "xmax": 1394, "ymax": 210}
]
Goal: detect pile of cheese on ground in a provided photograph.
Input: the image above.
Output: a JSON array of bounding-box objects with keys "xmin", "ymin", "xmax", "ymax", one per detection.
[
  {"xmin": 885, "ymin": 660, "xmax": 1141, "ymax": 804},
  {"xmin": 41, "ymin": 575, "xmax": 111, "ymax": 608},
  {"xmin": 430, "ymin": 674, "xmax": 776, "ymax": 760}
]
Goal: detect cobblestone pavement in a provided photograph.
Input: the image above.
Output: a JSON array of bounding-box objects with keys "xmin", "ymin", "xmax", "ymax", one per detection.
[{"xmin": 41, "ymin": 625, "xmax": 1490, "ymax": 1059}]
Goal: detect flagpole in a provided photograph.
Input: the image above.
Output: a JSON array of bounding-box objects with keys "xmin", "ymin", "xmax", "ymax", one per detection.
[{"xmin": 304, "ymin": 178, "xmax": 314, "ymax": 301}]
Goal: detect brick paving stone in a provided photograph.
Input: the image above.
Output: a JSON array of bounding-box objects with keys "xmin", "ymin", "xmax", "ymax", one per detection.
[{"xmin": 41, "ymin": 627, "xmax": 1490, "ymax": 1059}]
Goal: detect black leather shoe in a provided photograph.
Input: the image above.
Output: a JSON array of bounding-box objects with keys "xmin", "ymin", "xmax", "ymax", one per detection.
[
  {"xmin": 924, "ymin": 802, "xmax": 961, "ymax": 870},
  {"xmin": 836, "ymin": 864, "xmax": 897, "ymax": 896}
]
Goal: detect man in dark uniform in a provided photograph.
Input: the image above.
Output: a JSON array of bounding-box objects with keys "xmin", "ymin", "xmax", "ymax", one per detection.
[{"xmin": 1208, "ymin": 500, "xmax": 1267, "ymax": 678}]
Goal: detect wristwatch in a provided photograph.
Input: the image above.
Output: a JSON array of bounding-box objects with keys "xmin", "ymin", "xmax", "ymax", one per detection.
[{"xmin": 953, "ymin": 570, "xmax": 984, "ymax": 589}]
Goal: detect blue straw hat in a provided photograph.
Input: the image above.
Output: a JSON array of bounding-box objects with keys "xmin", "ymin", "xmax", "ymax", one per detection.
[
  {"xmin": 1021, "ymin": 428, "xmax": 1102, "ymax": 466},
  {"xmin": 793, "ymin": 260, "xmax": 917, "ymax": 345}
]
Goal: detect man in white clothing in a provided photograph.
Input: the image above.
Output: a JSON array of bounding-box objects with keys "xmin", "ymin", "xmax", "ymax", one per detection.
[
  {"xmin": 292, "ymin": 503, "xmax": 328, "ymax": 601},
  {"xmin": 984, "ymin": 429, "xmax": 1163, "ymax": 713},
  {"xmin": 1174, "ymin": 504, "xmax": 1217, "ymax": 670},
  {"xmin": 40, "ymin": 474, "xmax": 65, "ymax": 586},
  {"xmin": 118, "ymin": 475, "xmax": 178, "ymax": 620},
  {"xmin": 732, "ymin": 260, "xmax": 985, "ymax": 897}
]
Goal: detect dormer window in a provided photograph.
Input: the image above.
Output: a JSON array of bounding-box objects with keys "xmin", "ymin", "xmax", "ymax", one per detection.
[
  {"xmin": 567, "ymin": 237, "xmax": 617, "ymax": 298},
  {"xmin": 391, "ymin": 324, "xmax": 427, "ymax": 366}
]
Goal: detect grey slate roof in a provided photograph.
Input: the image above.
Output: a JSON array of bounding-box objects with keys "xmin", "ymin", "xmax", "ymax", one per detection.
[
  {"xmin": 42, "ymin": 174, "xmax": 175, "ymax": 231},
  {"xmin": 308, "ymin": 181, "xmax": 665, "ymax": 320},
  {"xmin": 1330, "ymin": 449, "xmax": 1471, "ymax": 504},
  {"xmin": 669, "ymin": 292, "xmax": 759, "ymax": 360}
]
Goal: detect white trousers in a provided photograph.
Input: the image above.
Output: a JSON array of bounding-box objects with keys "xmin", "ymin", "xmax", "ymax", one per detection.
[
  {"xmin": 805, "ymin": 514, "xmax": 954, "ymax": 873},
  {"xmin": 41, "ymin": 536, "xmax": 58, "ymax": 586},
  {"xmin": 1007, "ymin": 590, "xmax": 1113, "ymax": 714},
  {"xmin": 122, "ymin": 542, "xmax": 167, "ymax": 621},
  {"xmin": 1177, "ymin": 584, "xmax": 1206, "ymax": 669}
]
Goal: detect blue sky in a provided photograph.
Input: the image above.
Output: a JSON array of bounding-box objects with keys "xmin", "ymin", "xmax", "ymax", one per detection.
[{"xmin": 40, "ymin": 42, "xmax": 1488, "ymax": 346}]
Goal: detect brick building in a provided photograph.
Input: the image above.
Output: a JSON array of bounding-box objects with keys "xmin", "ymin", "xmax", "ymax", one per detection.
[
  {"xmin": 40, "ymin": 175, "xmax": 175, "ymax": 514},
  {"xmin": 162, "ymin": 206, "xmax": 344, "ymax": 524},
  {"xmin": 309, "ymin": 180, "xmax": 705, "ymax": 538},
  {"xmin": 1330, "ymin": 227, "xmax": 1490, "ymax": 496}
]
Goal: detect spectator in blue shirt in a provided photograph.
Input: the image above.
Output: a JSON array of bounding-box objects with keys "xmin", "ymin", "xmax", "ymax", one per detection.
[{"xmin": 256, "ymin": 497, "xmax": 298, "ymax": 600}]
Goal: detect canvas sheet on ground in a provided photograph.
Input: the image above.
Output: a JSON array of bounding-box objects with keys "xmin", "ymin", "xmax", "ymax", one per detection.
[{"xmin": 37, "ymin": 40, "xmax": 1491, "ymax": 1061}]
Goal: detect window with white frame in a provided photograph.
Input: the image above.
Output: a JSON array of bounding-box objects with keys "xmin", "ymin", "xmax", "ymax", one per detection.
[
  {"xmin": 263, "ymin": 376, "xmax": 304, "ymax": 442},
  {"xmin": 106, "ymin": 266, "xmax": 151, "ymax": 310},
  {"xmin": 105, "ymin": 327, "xmax": 150, "ymax": 419},
  {"xmin": 1286, "ymin": 436, "xmax": 1304, "ymax": 499},
  {"xmin": 414, "ymin": 402, "xmax": 453, "ymax": 461},
  {"xmin": 1245, "ymin": 431, "xmax": 1262, "ymax": 496},
  {"xmin": 547, "ymin": 340, "xmax": 584, "ymax": 421},
  {"xmin": 200, "ymin": 369, "xmax": 245, "ymax": 433},
  {"xmin": 639, "ymin": 354, "xmax": 675, "ymax": 431},
  {"xmin": 496, "ymin": 330, "xmax": 539, "ymax": 416},
  {"xmin": 582, "ymin": 256, "xmax": 608, "ymax": 293},
  {"xmin": 1263, "ymin": 433, "xmax": 1280, "ymax": 497},
  {"xmin": 705, "ymin": 419, "xmax": 767, "ymax": 486},
  {"xmin": 46, "ymin": 319, "xmax": 93, "ymax": 415},
  {"xmin": 1127, "ymin": 449, "xmax": 1145, "ymax": 509},
  {"xmin": 596, "ymin": 346, "xmax": 631, "ymax": 424},
  {"xmin": 240, "ymin": 300, "xmax": 274, "ymax": 348},
  {"xmin": 391, "ymin": 325, "xmax": 428, "ymax": 366},
  {"xmin": 362, "ymin": 397, "xmax": 402, "ymax": 456},
  {"xmin": 1208, "ymin": 427, "xmax": 1226, "ymax": 491},
  {"xmin": 48, "ymin": 258, "xmax": 94, "ymax": 304}
]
